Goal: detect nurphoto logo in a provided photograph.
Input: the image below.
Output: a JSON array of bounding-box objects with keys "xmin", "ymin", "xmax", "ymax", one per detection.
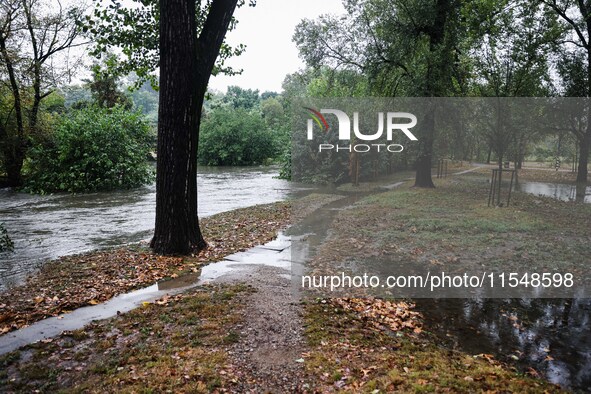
[{"xmin": 304, "ymin": 107, "xmax": 418, "ymax": 153}]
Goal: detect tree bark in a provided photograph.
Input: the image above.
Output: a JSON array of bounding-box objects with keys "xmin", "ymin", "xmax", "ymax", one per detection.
[
  {"xmin": 0, "ymin": 31, "xmax": 25, "ymax": 187},
  {"xmin": 414, "ymin": 0, "xmax": 452, "ymax": 188},
  {"xmin": 577, "ymin": 0, "xmax": 591, "ymax": 184},
  {"xmin": 151, "ymin": 0, "xmax": 238, "ymax": 255},
  {"xmin": 576, "ymin": 130, "xmax": 590, "ymax": 183},
  {"xmin": 414, "ymin": 109, "xmax": 436, "ymax": 187}
]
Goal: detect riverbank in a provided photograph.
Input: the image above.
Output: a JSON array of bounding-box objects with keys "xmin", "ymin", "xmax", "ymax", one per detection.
[
  {"xmin": 0, "ymin": 201, "xmax": 290, "ymax": 335},
  {"xmin": 0, "ymin": 165, "xmax": 291, "ymax": 289}
]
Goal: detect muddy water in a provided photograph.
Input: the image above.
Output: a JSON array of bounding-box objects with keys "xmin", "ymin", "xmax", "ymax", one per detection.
[
  {"xmin": 0, "ymin": 166, "xmax": 291, "ymax": 289},
  {"xmin": 516, "ymin": 181, "xmax": 591, "ymax": 203}
]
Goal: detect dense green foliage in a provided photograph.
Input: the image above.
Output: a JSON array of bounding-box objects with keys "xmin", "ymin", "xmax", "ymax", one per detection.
[
  {"xmin": 285, "ymin": 0, "xmax": 590, "ymax": 184},
  {"xmin": 25, "ymin": 107, "xmax": 154, "ymax": 193},
  {"xmin": 199, "ymin": 107, "xmax": 278, "ymax": 166},
  {"xmin": 0, "ymin": 0, "xmax": 84, "ymax": 186},
  {"xmin": 0, "ymin": 223, "xmax": 14, "ymax": 252},
  {"xmin": 197, "ymin": 86, "xmax": 289, "ymax": 167}
]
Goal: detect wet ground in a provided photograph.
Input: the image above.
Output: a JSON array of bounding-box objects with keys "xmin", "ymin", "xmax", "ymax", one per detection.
[
  {"xmin": 415, "ymin": 298, "xmax": 591, "ymax": 391},
  {"xmin": 286, "ymin": 180, "xmax": 591, "ymax": 391},
  {"xmin": 1, "ymin": 168, "xmax": 590, "ymax": 390},
  {"xmin": 0, "ymin": 233, "xmax": 292, "ymax": 356}
]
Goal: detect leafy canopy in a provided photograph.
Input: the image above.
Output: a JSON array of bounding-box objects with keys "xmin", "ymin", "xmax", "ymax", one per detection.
[{"xmin": 84, "ymin": 0, "xmax": 256, "ymax": 88}]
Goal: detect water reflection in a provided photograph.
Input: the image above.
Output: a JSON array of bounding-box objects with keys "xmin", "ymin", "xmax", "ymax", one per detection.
[
  {"xmin": 515, "ymin": 181, "xmax": 591, "ymax": 203},
  {"xmin": 416, "ymin": 298, "xmax": 591, "ymax": 391},
  {"xmin": 0, "ymin": 166, "xmax": 292, "ymax": 289}
]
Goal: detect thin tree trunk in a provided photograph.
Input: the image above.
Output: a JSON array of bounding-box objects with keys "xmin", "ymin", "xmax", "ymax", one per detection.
[
  {"xmin": 0, "ymin": 34, "xmax": 25, "ymax": 187},
  {"xmin": 581, "ymin": 9, "xmax": 591, "ymax": 184},
  {"xmin": 576, "ymin": 131, "xmax": 590, "ymax": 183},
  {"xmin": 414, "ymin": 110, "xmax": 435, "ymax": 187}
]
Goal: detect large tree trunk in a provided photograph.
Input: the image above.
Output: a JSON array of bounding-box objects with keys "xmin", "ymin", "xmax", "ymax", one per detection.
[
  {"xmin": 151, "ymin": 0, "xmax": 238, "ymax": 255},
  {"xmin": 414, "ymin": 0, "xmax": 452, "ymax": 188}
]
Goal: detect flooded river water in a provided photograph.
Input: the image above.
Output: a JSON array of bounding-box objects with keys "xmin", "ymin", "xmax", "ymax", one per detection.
[{"xmin": 0, "ymin": 166, "xmax": 291, "ymax": 289}]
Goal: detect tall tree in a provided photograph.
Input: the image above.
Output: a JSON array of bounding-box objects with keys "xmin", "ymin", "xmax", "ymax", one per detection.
[
  {"xmin": 0, "ymin": 0, "xmax": 83, "ymax": 186},
  {"xmin": 86, "ymin": 55, "xmax": 133, "ymax": 109},
  {"xmin": 88, "ymin": 0, "xmax": 254, "ymax": 254},
  {"xmin": 413, "ymin": 0, "xmax": 456, "ymax": 188},
  {"xmin": 294, "ymin": 0, "xmax": 461, "ymax": 188},
  {"xmin": 466, "ymin": 0, "xmax": 559, "ymax": 169},
  {"xmin": 150, "ymin": 0, "xmax": 239, "ymax": 254},
  {"xmin": 540, "ymin": 0, "xmax": 591, "ymax": 183}
]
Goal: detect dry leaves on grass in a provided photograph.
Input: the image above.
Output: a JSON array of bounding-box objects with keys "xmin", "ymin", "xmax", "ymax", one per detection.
[
  {"xmin": 0, "ymin": 250, "xmax": 185, "ymax": 334},
  {"xmin": 332, "ymin": 297, "xmax": 423, "ymax": 334}
]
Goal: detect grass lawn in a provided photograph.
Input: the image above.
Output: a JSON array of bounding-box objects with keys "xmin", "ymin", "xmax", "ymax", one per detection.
[{"xmin": 305, "ymin": 172, "xmax": 590, "ymax": 298}]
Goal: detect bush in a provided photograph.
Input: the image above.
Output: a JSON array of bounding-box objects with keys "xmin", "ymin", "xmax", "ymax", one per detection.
[
  {"xmin": 198, "ymin": 107, "xmax": 279, "ymax": 166},
  {"xmin": 0, "ymin": 223, "xmax": 14, "ymax": 252},
  {"xmin": 25, "ymin": 106, "xmax": 154, "ymax": 193},
  {"xmin": 278, "ymin": 150, "xmax": 291, "ymax": 180}
]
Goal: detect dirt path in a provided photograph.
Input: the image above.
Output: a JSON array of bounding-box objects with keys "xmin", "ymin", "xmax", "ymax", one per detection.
[{"xmin": 219, "ymin": 265, "xmax": 309, "ymax": 392}]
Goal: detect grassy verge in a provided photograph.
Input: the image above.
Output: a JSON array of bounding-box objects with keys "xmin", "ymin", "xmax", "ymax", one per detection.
[
  {"xmin": 307, "ymin": 174, "xmax": 591, "ymax": 288},
  {"xmin": 0, "ymin": 284, "xmax": 253, "ymax": 393},
  {"xmin": 303, "ymin": 297, "xmax": 563, "ymax": 392},
  {"xmin": 300, "ymin": 171, "xmax": 588, "ymax": 391}
]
